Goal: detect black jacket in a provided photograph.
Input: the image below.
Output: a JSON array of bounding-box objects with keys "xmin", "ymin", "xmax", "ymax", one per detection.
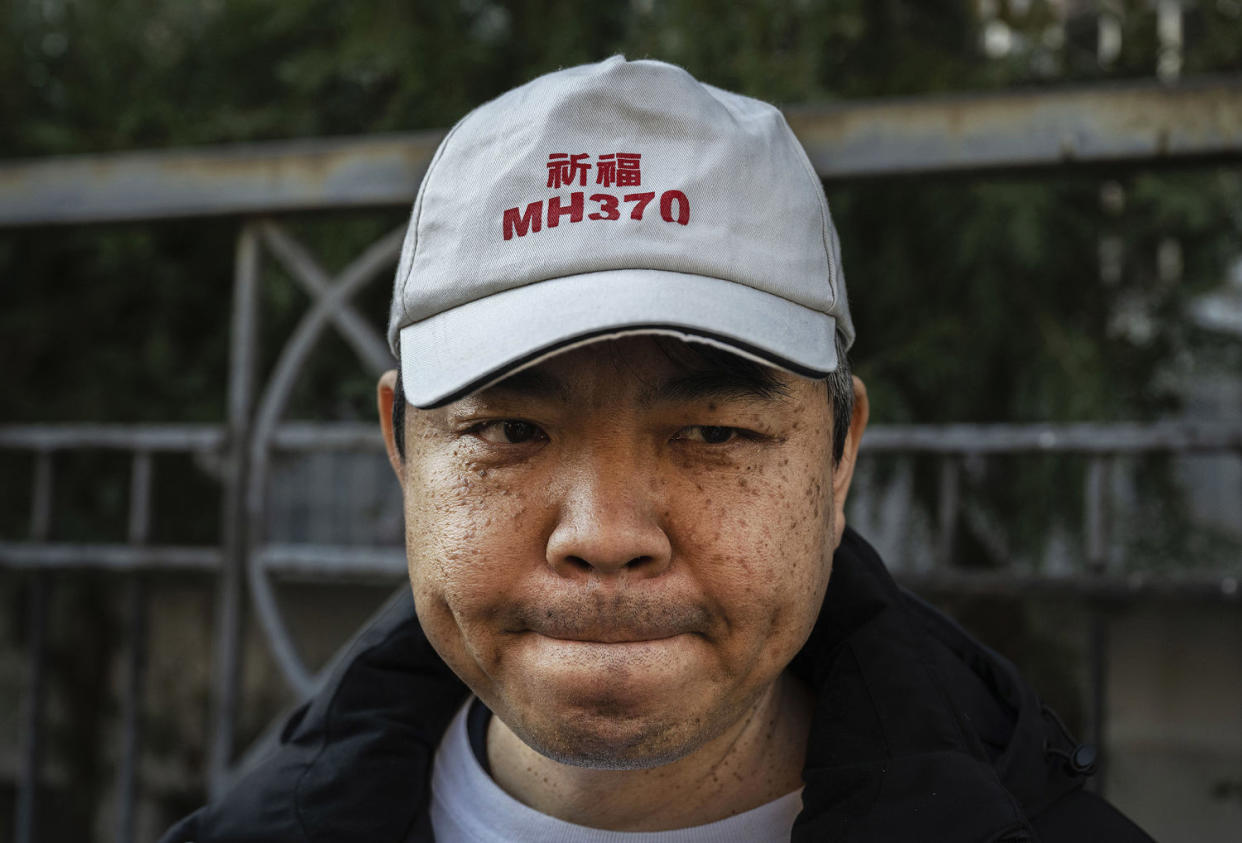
[{"xmin": 162, "ymin": 529, "xmax": 1155, "ymax": 842}]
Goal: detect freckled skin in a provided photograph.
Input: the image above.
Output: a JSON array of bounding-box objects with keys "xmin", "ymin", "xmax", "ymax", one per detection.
[{"xmin": 378, "ymin": 337, "xmax": 869, "ymax": 831}]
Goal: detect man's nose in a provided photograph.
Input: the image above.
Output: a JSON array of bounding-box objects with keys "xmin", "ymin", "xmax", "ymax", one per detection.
[{"xmin": 545, "ymin": 456, "xmax": 672, "ymax": 579}]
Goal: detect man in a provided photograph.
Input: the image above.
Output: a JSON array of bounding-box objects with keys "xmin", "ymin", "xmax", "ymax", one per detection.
[{"xmin": 164, "ymin": 57, "xmax": 1153, "ymax": 841}]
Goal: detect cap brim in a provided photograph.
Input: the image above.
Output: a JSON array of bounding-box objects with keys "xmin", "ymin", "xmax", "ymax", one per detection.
[{"xmin": 398, "ymin": 269, "xmax": 838, "ymax": 408}]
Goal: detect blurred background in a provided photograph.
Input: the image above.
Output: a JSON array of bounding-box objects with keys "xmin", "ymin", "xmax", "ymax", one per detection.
[{"xmin": 2, "ymin": 1, "xmax": 1241, "ymax": 840}]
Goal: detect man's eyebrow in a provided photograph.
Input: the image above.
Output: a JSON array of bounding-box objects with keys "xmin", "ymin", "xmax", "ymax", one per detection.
[
  {"xmin": 644, "ymin": 370, "xmax": 792, "ymax": 406},
  {"xmin": 476, "ymin": 368, "xmax": 569, "ymax": 402}
]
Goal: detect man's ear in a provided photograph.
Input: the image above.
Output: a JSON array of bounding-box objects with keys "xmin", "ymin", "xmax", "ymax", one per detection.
[
  {"xmin": 377, "ymin": 369, "xmax": 405, "ymax": 483},
  {"xmin": 829, "ymin": 376, "xmax": 869, "ymax": 549}
]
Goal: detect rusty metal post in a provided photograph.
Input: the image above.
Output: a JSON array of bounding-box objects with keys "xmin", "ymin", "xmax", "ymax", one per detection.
[
  {"xmin": 16, "ymin": 451, "xmax": 53, "ymax": 843},
  {"xmin": 208, "ymin": 223, "xmax": 261, "ymax": 797},
  {"xmin": 116, "ymin": 450, "xmax": 152, "ymax": 842},
  {"xmin": 1083, "ymin": 455, "xmax": 1113, "ymax": 795}
]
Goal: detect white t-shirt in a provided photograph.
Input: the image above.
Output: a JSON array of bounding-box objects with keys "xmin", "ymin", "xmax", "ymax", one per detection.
[{"xmin": 430, "ymin": 699, "xmax": 803, "ymax": 843}]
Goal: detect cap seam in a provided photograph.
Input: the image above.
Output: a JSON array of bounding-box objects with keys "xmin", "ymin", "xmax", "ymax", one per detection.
[
  {"xmin": 780, "ymin": 109, "xmax": 838, "ymax": 306},
  {"xmin": 400, "ymin": 115, "xmax": 472, "ymax": 312}
]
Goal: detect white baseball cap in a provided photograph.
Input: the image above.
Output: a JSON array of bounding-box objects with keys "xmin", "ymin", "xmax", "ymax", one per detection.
[{"xmin": 387, "ymin": 55, "xmax": 853, "ymax": 408}]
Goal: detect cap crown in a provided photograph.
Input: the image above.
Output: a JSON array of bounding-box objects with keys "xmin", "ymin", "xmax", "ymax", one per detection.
[{"xmin": 387, "ymin": 56, "xmax": 852, "ymax": 352}]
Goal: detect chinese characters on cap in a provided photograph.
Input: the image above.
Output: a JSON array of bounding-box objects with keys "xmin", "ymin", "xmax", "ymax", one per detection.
[
  {"xmin": 546, "ymin": 152, "xmax": 643, "ymax": 189},
  {"xmin": 506, "ymin": 152, "xmax": 689, "ymax": 240}
]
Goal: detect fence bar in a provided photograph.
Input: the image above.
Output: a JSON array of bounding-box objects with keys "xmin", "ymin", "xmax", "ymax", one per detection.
[
  {"xmin": 1083, "ymin": 455, "xmax": 1114, "ymax": 796},
  {"xmin": 6, "ymin": 419, "xmax": 1242, "ymax": 456},
  {"xmin": 29, "ymin": 451, "xmax": 52, "ymax": 538},
  {"xmin": 208, "ymin": 224, "xmax": 260, "ymax": 797},
  {"xmin": 937, "ymin": 457, "xmax": 961, "ymax": 567},
  {"xmin": 257, "ymin": 544, "xmax": 407, "ymax": 579},
  {"xmin": 787, "ymin": 74, "xmax": 1242, "ymax": 178},
  {"xmin": 270, "ymin": 422, "xmax": 383, "ymax": 450},
  {"xmin": 898, "ymin": 569, "xmax": 1241, "ymax": 601},
  {"xmin": 125, "ymin": 451, "xmax": 153, "ymax": 545},
  {"xmin": 0, "ymin": 542, "xmax": 221, "ymax": 570},
  {"xmin": 116, "ymin": 451, "xmax": 152, "ymax": 843},
  {"xmin": 862, "ymin": 421, "xmax": 1242, "ymax": 453},
  {"xmin": 16, "ymin": 576, "xmax": 49, "ymax": 843},
  {"xmin": 0, "ymin": 424, "xmax": 224, "ymax": 452},
  {"xmin": 17, "ymin": 452, "xmax": 53, "ymax": 843},
  {"xmin": 115, "ymin": 574, "xmax": 148, "ymax": 843},
  {"xmin": 4, "ymin": 77, "xmax": 1241, "ymax": 226},
  {"xmin": 0, "ymin": 541, "xmax": 1236, "ymax": 597},
  {"xmin": 1085, "ymin": 457, "xmax": 1111, "ymax": 572}
]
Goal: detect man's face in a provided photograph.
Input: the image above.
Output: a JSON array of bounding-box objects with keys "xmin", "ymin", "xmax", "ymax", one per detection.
[{"xmin": 381, "ymin": 336, "xmax": 863, "ymax": 769}]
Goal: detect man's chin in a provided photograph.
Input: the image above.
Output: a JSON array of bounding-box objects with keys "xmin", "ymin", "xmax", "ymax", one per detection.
[{"xmin": 505, "ymin": 710, "xmax": 704, "ymax": 771}]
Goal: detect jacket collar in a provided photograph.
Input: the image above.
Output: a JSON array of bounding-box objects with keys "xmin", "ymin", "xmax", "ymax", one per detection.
[{"xmin": 789, "ymin": 528, "xmax": 1048, "ymax": 842}]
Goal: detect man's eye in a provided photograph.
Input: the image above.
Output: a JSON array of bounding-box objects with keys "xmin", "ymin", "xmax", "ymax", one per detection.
[
  {"xmin": 473, "ymin": 420, "xmax": 546, "ymax": 444},
  {"xmin": 675, "ymin": 425, "xmax": 738, "ymax": 445}
]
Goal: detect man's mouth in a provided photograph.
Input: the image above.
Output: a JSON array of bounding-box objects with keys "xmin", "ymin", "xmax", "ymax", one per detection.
[
  {"xmin": 534, "ymin": 627, "xmax": 687, "ymax": 644},
  {"xmin": 510, "ymin": 600, "xmax": 711, "ymax": 644}
]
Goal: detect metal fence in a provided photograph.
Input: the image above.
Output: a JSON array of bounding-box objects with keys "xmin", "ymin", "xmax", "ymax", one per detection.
[{"xmin": 3, "ymin": 72, "xmax": 1242, "ymax": 843}]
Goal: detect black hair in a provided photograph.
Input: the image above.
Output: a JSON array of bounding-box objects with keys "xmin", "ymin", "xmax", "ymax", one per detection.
[{"xmin": 392, "ymin": 331, "xmax": 853, "ymax": 463}]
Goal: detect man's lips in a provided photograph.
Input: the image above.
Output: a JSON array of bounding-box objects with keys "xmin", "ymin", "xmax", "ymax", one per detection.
[
  {"xmin": 534, "ymin": 628, "xmax": 687, "ymax": 644},
  {"xmin": 507, "ymin": 599, "xmax": 711, "ymax": 644}
]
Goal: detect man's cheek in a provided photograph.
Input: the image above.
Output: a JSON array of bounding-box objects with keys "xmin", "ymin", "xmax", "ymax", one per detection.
[
  {"xmin": 405, "ymin": 472, "xmax": 508, "ymax": 547},
  {"xmin": 407, "ymin": 543, "xmax": 508, "ymax": 677},
  {"xmin": 408, "ymin": 529, "xmax": 508, "ymax": 608}
]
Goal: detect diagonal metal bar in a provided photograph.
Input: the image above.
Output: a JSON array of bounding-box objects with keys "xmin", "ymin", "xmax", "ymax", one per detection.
[{"xmin": 258, "ymin": 220, "xmax": 397, "ymax": 377}]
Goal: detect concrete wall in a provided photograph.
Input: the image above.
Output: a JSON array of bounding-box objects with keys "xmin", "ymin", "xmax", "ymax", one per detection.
[{"xmin": 1106, "ymin": 603, "xmax": 1242, "ymax": 842}]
